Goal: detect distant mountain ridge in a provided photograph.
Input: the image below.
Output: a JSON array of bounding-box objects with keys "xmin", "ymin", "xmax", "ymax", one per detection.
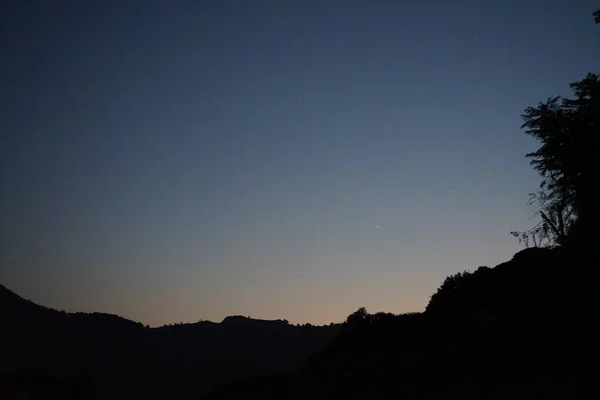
[
  {"xmin": 0, "ymin": 284, "xmax": 340, "ymax": 399},
  {"xmin": 0, "ymin": 283, "xmax": 291, "ymax": 328}
]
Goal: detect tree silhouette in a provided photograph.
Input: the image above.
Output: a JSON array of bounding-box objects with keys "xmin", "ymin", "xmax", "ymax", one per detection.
[
  {"xmin": 512, "ymin": 12, "xmax": 599, "ymax": 247},
  {"xmin": 345, "ymin": 307, "xmax": 370, "ymax": 326}
]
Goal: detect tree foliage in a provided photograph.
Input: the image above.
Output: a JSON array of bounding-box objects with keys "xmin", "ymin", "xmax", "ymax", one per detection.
[
  {"xmin": 512, "ymin": 14, "xmax": 599, "ymax": 247},
  {"xmin": 345, "ymin": 307, "xmax": 370, "ymax": 326},
  {"xmin": 426, "ymin": 267, "xmax": 492, "ymax": 318}
]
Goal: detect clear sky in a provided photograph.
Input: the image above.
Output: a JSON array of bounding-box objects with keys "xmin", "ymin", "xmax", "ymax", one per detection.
[{"xmin": 1, "ymin": 0, "xmax": 598, "ymax": 326}]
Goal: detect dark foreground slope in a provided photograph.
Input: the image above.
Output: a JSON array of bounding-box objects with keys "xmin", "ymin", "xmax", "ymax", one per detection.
[
  {"xmin": 0, "ymin": 286, "xmax": 339, "ymax": 399},
  {"xmin": 205, "ymin": 246, "xmax": 599, "ymax": 399}
]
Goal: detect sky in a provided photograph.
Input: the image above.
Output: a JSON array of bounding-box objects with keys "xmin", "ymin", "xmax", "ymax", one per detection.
[{"xmin": 1, "ymin": 0, "xmax": 598, "ymax": 327}]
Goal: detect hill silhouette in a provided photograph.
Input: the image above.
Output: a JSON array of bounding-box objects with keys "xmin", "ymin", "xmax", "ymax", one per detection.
[
  {"xmin": 0, "ymin": 285, "xmax": 339, "ymax": 399},
  {"xmin": 5, "ymin": 244, "xmax": 595, "ymax": 399},
  {"xmin": 204, "ymin": 245, "xmax": 598, "ymax": 399}
]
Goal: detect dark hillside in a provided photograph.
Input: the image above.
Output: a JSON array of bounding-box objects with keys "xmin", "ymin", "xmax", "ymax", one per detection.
[
  {"xmin": 0, "ymin": 285, "xmax": 339, "ymax": 399},
  {"xmin": 205, "ymin": 245, "xmax": 599, "ymax": 399}
]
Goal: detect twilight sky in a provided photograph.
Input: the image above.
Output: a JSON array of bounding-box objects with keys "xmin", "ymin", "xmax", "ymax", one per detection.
[{"xmin": 1, "ymin": 0, "xmax": 598, "ymax": 326}]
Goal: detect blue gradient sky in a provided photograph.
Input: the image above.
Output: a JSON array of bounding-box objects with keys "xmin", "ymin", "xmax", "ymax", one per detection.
[{"xmin": 1, "ymin": 0, "xmax": 598, "ymax": 326}]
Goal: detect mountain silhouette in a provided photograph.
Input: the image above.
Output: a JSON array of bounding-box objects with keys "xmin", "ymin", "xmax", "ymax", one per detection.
[
  {"xmin": 3, "ymin": 246, "xmax": 596, "ymax": 399},
  {"xmin": 204, "ymin": 246, "xmax": 598, "ymax": 399},
  {"xmin": 0, "ymin": 285, "xmax": 339, "ymax": 399}
]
